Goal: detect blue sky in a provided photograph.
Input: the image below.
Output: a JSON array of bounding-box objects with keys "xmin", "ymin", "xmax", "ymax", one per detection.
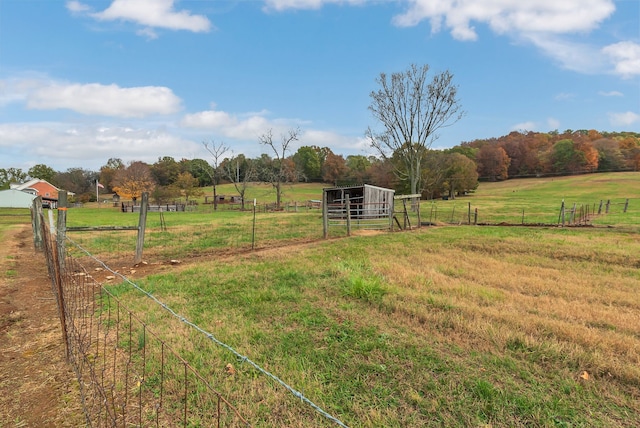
[{"xmin": 1, "ymin": 0, "xmax": 639, "ymax": 172}]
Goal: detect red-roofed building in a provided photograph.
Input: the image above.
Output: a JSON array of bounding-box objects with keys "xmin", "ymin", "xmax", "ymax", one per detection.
[{"xmin": 10, "ymin": 179, "xmax": 63, "ymax": 208}]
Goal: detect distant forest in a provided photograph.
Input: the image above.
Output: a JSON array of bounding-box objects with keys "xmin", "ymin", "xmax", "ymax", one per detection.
[{"xmin": 2, "ymin": 130, "xmax": 639, "ymax": 203}]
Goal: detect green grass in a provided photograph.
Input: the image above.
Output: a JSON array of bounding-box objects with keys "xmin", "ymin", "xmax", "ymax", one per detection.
[
  {"xmin": 432, "ymin": 171, "xmax": 640, "ymax": 227},
  {"xmin": 100, "ymin": 222, "xmax": 640, "ymax": 427},
  {"xmin": 20, "ymin": 173, "xmax": 640, "ymax": 425}
]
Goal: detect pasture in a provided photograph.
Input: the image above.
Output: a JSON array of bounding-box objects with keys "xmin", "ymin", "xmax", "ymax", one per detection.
[{"xmin": 4, "ymin": 171, "xmax": 640, "ymax": 426}]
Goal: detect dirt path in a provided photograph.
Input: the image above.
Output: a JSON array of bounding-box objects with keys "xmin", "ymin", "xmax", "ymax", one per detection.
[{"xmin": 0, "ymin": 225, "xmax": 84, "ymax": 427}]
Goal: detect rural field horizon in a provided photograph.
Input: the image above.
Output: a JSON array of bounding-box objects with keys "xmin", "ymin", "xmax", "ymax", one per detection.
[{"xmin": 1, "ymin": 171, "xmax": 639, "ymax": 426}]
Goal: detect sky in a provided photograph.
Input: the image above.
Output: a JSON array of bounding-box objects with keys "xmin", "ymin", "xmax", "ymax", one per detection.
[{"xmin": 0, "ymin": 0, "xmax": 639, "ymax": 172}]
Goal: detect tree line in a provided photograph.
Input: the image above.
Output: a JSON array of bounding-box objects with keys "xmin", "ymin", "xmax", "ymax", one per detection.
[
  {"xmin": 2, "ymin": 64, "xmax": 638, "ymax": 206},
  {"xmin": 2, "ymin": 129, "xmax": 637, "ymax": 207}
]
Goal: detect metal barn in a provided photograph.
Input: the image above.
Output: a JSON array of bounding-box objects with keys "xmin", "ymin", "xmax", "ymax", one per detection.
[{"xmin": 322, "ymin": 184, "xmax": 395, "ymax": 237}]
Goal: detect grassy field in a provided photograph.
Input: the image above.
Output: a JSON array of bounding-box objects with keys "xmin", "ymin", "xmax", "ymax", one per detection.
[
  {"xmin": 6, "ymin": 172, "xmax": 640, "ymax": 426},
  {"xmin": 60, "ymin": 172, "xmax": 640, "ymax": 427}
]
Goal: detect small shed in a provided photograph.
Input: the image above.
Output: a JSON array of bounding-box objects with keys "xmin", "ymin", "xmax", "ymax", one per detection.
[
  {"xmin": 0, "ymin": 189, "xmax": 37, "ymax": 208},
  {"xmin": 322, "ymin": 184, "xmax": 395, "ymax": 237}
]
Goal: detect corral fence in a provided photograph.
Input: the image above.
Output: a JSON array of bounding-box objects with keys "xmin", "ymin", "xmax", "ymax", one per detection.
[{"xmin": 31, "ymin": 195, "xmax": 250, "ymax": 427}]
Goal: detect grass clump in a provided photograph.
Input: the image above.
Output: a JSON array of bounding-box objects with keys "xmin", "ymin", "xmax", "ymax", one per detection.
[{"xmin": 336, "ymin": 260, "xmax": 387, "ymax": 303}]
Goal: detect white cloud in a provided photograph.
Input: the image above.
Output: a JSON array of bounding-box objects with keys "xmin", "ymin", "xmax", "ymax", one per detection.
[
  {"xmin": 70, "ymin": 0, "xmax": 211, "ymax": 33},
  {"xmin": 554, "ymin": 92, "xmax": 576, "ymax": 101},
  {"xmin": 0, "ymin": 122, "xmax": 199, "ymax": 168},
  {"xmin": 301, "ymin": 129, "xmax": 370, "ymax": 152},
  {"xmin": 547, "ymin": 118, "xmax": 560, "ymax": 130},
  {"xmin": 392, "ymin": 0, "xmax": 615, "ymax": 41},
  {"xmin": 602, "ymin": 41, "xmax": 640, "ymax": 78},
  {"xmin": 181, "ymin": 107, "xmax": 284, "ymax": 140},
  {"xmin": 181, "ymin": 106, "xmax": 368, "ymax": 154},
  {"xmin": 511, "ymin": 121, "xmax": 536, "ymax": 132},
  {"xmin": 608, "ymin": 111, "xmax": 640, "ymax": 127},
  {"xmin": 26, "ymin": 82, "xmax": 182, "ymax": 118},
  {"xmin": 263, "ymin": 0, "xmax": 365, "ymax": 12},
  {"xmin": 66, "ymin": 0, "xmax": 90, "ymax": 13},
  {"xmin": 598, "ymin": 90, "xmax": 623, "ymax": 97}
]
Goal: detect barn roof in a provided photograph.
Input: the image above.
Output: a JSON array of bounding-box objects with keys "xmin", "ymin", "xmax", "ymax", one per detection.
[{"xmin": 0, "ymin": 189, "xmax": 37, "ymax": 208}]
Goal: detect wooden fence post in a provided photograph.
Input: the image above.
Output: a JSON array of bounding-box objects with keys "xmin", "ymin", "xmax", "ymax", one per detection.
[
  {"xmin": 134, "ymin": 192, "xmax": 149, "ymax": 264},
  {"xmin": 624, "ymin": 199, "xmax": 629, "ymax": 213},
  {"xmin": 31, "ymin": 196, "xmax": 43, "ymax": 250},
  {"xmin": 606, "ymin": 199, "xmax": 610, "ymax": 214},
  {"xmin": 56, "ymin": 191, "xmax": 67, "ymax": 267},
  {"xmin": 558, "ymin": 200, "xmax": 565, "ymax": 226},
  {"xmin": 474, "ymin": 208, "xmax": 478, "ymax": 225},
  {"xmin": 322, "ymin": 192, "xmax": 329, "ymax": 239},
  {"xmin": 344, "ymin": 198, "xmax": 351, "ymax": 236},
  {"xmin": 52, "ymin": 192, "xmax": 69, "ymax": 360}
]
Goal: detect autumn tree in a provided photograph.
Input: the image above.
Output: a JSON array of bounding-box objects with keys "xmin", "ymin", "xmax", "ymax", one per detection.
[
  {"xmin": 322, "ymin": 151, "xmax": 348, "ymax": 186},
  {"xmin": 550, "ymin": 139, "xmax": 598, "ymax": 173},
  {"xmin": 476, "ymin": 145, "xmax": 510, "ymax": 181},
  {"xmin": 112, "ymin": 161, "xmax": 155, "ymax": 203},
  {"xmin": 259, "ymin": 128, "xmax": 300, "ymax": 209},
  {"xmin": 151, "ymin": 156, "xmax": 181, "ymax": 186},
  {"xmin": 54, "ymin": 168, "xmax": 98, "ymax": 201},
  {"xmin": 203, "ymin": 140, "xmax": 230, "ymax": 211},
  {"xmin": 180, "ymin": 158, "xmax": 213, "ymax": 187},
  {"xmin": 442, "ymin": 153, "xmax": 478, "ymax": 198},
  {"xmin": 592, "ymin": 138, "xmax": 625, "ymax": 171},
  {"xmin": 173, "ymin": 171, "xmax": 203, "ymax": 202},
  {"xmin": 367, "ymin": 64, "xmax": 464, "ymax": 197},
  {"xmin": 619, "ymin": 136, "xmax": 640, "ymax": 170},
  {"xmin": 99, "ymin": 158, "xmax": 124, "ymax": 192}
]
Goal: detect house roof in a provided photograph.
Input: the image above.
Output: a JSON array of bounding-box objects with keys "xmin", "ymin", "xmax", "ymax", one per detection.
[
  {"xmin": 9, "ymin": 179, "xmax": 74, "ymax": 198},
  {"xmin": 0, "ymin": 189, "xmax": 37, "ymax": 208},
  {"xmin": 11, "ymin": 178, "xmax": 59, "ymax": 192}
]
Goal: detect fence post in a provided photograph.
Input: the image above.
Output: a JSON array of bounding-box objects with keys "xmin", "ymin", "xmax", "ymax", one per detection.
[
  {"xmin": 346, "ymin": 200, "xmax": 352, "ymax": 237},
  {"xmin": 53, "ymin": 191, "xmax": 70, "ymax": 360},
  {"xmin": 252, "ymin": 199, "xmax": 257, "ymax": 250},
  {"xmin": 606, "ymin": 199, "xmax": 610, "ymax": 214},
  {"xmin": 522, "ymin": 209, "xmax": 525, "ymax": 225},
  {"xmin": 416, "ymin": 198, "xmax": 421, "ymax": 228},
  {"xmin": 468, "ymin": 202, "xmax": 471, "ymax": 225},
  {"xmin": 322, "ymin": 192, "xmax": 329, "ymax": 239},
  {"xmin": 134, "ymin": 192, "xmax": 149, "ymax": 264},
  {"xmin": 598, "ymin": 200, "xmax": 603, "ymax": 214},
  {"xmin": 56, "ymin": 191, "xmax": 68, "ymax": 267},
  {"xmin": 474, "ymin": 208, "xmax": 478, "ymax": 225},
  {"xmin": 624, "ymin": 199, "xmax": 629, "ymax": 213},
  {"xmin": 558, "ymin": 200, "xmax": 565, "ymax": 226},
  {"xmin": 31, "ymin": 196, "xmax": 43, "ymax": 250}
]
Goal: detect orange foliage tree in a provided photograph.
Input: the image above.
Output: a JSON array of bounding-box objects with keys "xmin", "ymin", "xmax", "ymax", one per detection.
[{"xmin": 112, "ymin": 161, "xmax": 156, "ymax": 202}]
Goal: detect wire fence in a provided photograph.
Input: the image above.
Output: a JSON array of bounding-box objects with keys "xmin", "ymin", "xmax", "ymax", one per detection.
[
  {"xmin": 422, "ymin": 198, "xmax": 636, "ymax": 228},
  {"xmin": 38, "ymin": 209, "xmax": 250, "ymax": 427}
]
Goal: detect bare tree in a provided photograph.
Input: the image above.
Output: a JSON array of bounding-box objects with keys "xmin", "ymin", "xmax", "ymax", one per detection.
[
  {"xmin": 259, "ymin": 128, "xmax": 300, "ymax": 209},
  {"xmin": 367, "ymin": 64, "xmax": 464, "ymax": 197},
  {"xmin": 222, "ymin": 155, "xmax": 256, "ymax": 210},
  {"xmin": 203, "ymin": 140, "xmax": 230, "ymax": 211}
]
